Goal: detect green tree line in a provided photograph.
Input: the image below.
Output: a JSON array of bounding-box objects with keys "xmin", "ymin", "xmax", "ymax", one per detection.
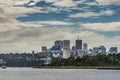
[{"xmin": 50, "ymin": 53, "xmax": 120, "ymax": 66}]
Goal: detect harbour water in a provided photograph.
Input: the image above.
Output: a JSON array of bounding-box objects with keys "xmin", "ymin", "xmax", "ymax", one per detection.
[{"xmin": 0, "ymin": 67, "xmax": 120, "ymax": 80}]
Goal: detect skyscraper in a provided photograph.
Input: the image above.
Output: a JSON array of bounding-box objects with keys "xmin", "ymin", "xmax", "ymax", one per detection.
[
  {"xmin": 63, "ymin": 40, "xmax": 70, "ymax": 49},
  {"xmin": 63, "ymin": 40, "xmax": 70, "ymax": 59},
  {"xmin": 50, "ymin": 40, "xmax": 63, "ymax": 58},
  {"xmin": 54, "ymin": 40, "xmax": 63, "ymax": 50},
  {"xmin": 55, "ymin": 40, "xmax": 63, "ymax": 47},
  {"xmin": 76, "ymin": 37, "xmax": 82, "ymax": 50},
  {"xmin": 83, "ymin": 43, "xmax": 88, "ymax": 52},
  {"xmin": 109, "ymin": 47, "xmax": 117, "ymax": 54}
]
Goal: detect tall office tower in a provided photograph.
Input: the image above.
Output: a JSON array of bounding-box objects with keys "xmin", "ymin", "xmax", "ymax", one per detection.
[
  {"xmin": 109, "ymin": 47, "xmax": 117, "ymax": 54},
  {"xmin": 50, "ymin": 40, "xmax": 63, "ymax": 58},
  {"xmin": 54, "ymin": 40, "xmax": 63, "ymax": 50},
  {"xmin": 51, "ymin": 40, "xmax": 63, "ymax": 51},
  {"xmin": 63, "ymin": 40, "xmax": 70, "ymax": 49},
  {"xmin": 41, "ymin": 46, "xmax": 47, "ymax": 52},
  {"xmin": 83, "ymin": 43, "xmax": 88, "ymax": 52},
  {"xmin": 63, "ymin": 40, "xmax": 70, "ymax": 59},
  {"xmin": 99, "ymin": 46, "xmax": 106, "ymax": 54},
  {"xmin": 76, "ymin": 37, "xmax": 82, "ymax": 50}
]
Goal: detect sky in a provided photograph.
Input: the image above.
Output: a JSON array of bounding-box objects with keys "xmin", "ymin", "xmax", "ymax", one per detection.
[{"xmin": 0, "ymin": 0, "xmax": 120, "ymax": 53}]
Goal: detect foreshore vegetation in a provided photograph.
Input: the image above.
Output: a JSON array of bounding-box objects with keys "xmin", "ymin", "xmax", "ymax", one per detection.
[
  {"xmin": 50, "ymin": 54, "xmax": 120, "ymax": 67},
  {"xmin": 0, "ymin": 53, "xmax": 120, "ymax": 67}
]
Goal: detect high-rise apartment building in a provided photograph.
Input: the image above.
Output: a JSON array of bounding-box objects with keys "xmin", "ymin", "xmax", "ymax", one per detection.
[{"xmin": 63, "ymin": 40, "xmax": 70, "ymax": 59}]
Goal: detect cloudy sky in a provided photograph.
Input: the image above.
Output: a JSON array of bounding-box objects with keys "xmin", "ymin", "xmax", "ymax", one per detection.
[{"xmin": 0, "ymin": 0, "xmax": 120, "ymax": 53}]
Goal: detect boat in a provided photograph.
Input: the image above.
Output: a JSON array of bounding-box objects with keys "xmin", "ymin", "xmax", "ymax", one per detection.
[
  {"xmin": 1, "ymin": 60, "xmax": 7, "ymax": 69},
  {"xmin": 1, "ymin": 65, "xmax": 7, "ymax": 69}
]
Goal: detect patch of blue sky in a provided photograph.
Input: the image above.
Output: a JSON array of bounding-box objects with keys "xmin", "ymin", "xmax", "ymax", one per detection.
[
  {"xmin": 97, "ymin": 31, "xmax": 120, "ymax": 38},
  {"xmin": 17, "ymin": 11, "xmax": 69, "ymax": 22},
  {"xmin": 67, "ymin": 15, "xmax": 120, "ymax": 23}
]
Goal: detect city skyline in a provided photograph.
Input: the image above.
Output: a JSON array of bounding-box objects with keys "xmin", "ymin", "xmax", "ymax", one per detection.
[
  {"xmin": 0, "ymin": 0, "xmax": 120, "ymax": 53},
  {"xmin": 41, "ymin": 39, "xmax": 118, "ymax": 53},
  {"xmin": 40, "ymin": 39, "xmax": 118, "ymax": 59}
]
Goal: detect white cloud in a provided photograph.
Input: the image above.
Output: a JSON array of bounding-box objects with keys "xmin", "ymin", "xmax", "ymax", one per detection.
[
  {"xmin": 81, "ymin": 22, "xmax": 120, "ymax": 31},
  {"xmin": 84, "ymin": 2, "xmax": 98, "ymax": 6},
  {"xmin": 27, "ymin": 0, "xmax": 41, "ymax": 6},
  {"xmin": 69, "ymin": 10, "xmax": 114, "ymax": 18},
  {"xmin": 53, "ymin": 0, "xmax": 76, "ymax": 7},
  {"xmin": 45, "ymin": 0, "xmax": 57, "ymax": 3},
  {"xmin": 45, "ymin": 0, "xmax": 85, "ymax": 7},
  {"xmin": 0, "ymin": 0, "xmax": 29, "ymax": 6},
  {"xmin": 0, "ymin": 20, "xmax": 72, "ymax": 32},
  {"xmin": 0, "ymin": 0, "xmax": 42, "ymax": 32},
  {"xmin": 0, "ymin": 0, "xmax": 41, "ymax": 18},
  {"xmin": 37, "ymin": 21, "xmax": 72, "ymax": 26},
  {"xmin": 96, "ymin": 0, "xmax": 120, "ymax": 5}
]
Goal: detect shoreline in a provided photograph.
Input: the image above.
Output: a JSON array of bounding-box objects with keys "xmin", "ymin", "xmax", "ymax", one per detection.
[{"xmin": 33, "ymin": 66, "xmax": 120, "ymax": 70}]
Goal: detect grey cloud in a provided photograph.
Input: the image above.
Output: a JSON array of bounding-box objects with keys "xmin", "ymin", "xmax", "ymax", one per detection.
[
  {"xmin": 0, "ymin": 17, "xmax": 9, "ymax": 23},
  {"xmin": 0, "ymin": 8, "xmax": 4, "ymax": 13},
  {"xmin": 0, "ymin": 27, "xmax": 64, "ymax": 43},
  {"xmin": 0, "ymin": 8, "xmax": 8, "ymax": 23},
  {"xmin": 0, "ymin": 7, "xmax": 10, "ymax": 23}
]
